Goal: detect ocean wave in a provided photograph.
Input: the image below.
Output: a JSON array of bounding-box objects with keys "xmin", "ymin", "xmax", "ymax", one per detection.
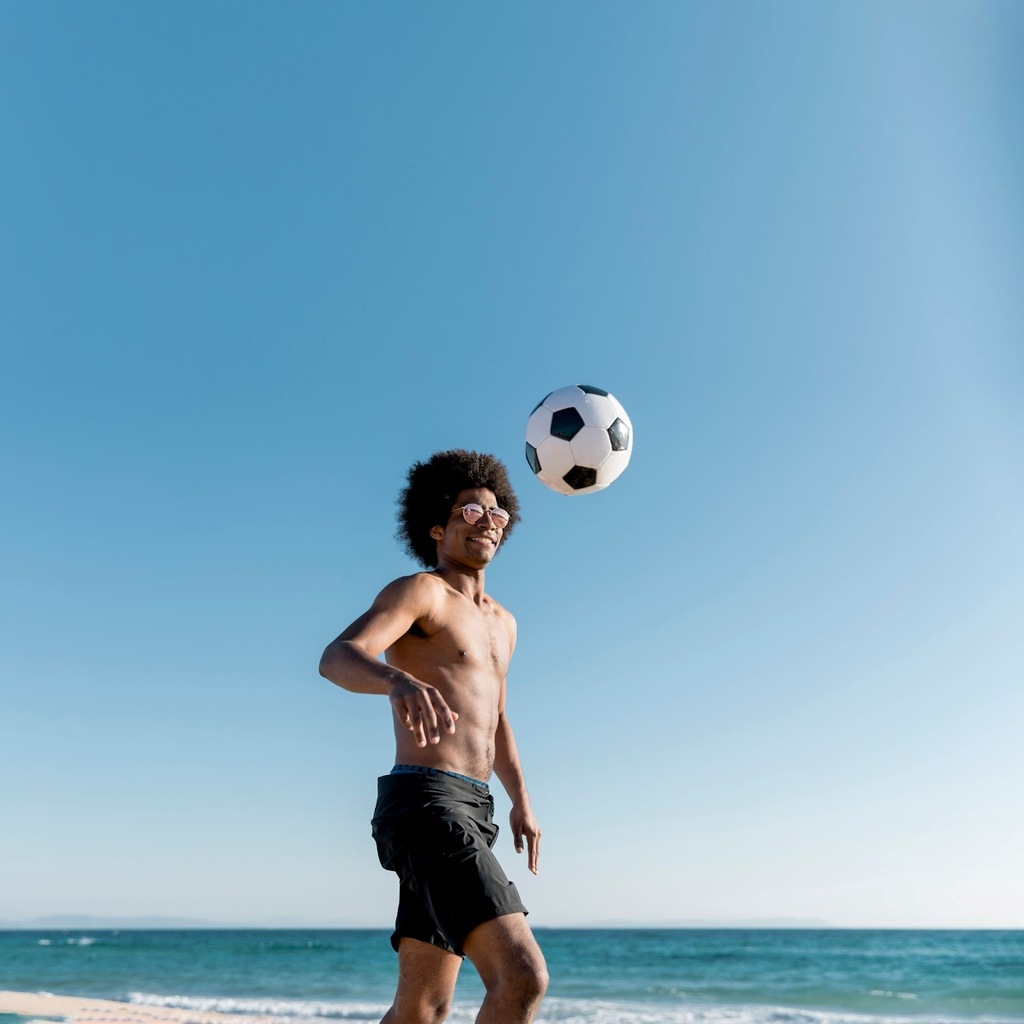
[
  {"xmin": 536, "ymin": 1000, "xmax": 1020, "ymax": 1024},
  {"xmin": 125, "ymin": 993, "xmax": 1021, "ymax": 1024},
  {"xmin": 127, "ymin": 995, "xmax": 389, "ymax": 1021}
]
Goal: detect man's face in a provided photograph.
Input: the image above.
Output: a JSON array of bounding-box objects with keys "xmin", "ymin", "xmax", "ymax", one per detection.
[{"xmin": 431, "ymin": 487, "xmax": 507, "ymax": 568}]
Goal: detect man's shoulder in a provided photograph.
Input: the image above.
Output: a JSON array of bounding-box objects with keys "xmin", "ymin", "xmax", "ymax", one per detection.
[
  {"xmin": 485, "ymin": 592, "xmax": 516, "ymax": 629},
  {"xmin": 409, "ymin": 570, "xmax": 450, "ymax": 589},
  {"xmin": 373, "ymin": 571, "xmax": 444, "ymax": 608},
  {"xmin": 498, "ymin": 599, "xmax": 517, "ymax": 629}
]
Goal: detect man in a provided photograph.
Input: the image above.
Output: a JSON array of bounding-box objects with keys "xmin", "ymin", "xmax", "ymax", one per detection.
[{"xmin": 319, "ymin": 449, "xmax": 548, "ymax": 1024}]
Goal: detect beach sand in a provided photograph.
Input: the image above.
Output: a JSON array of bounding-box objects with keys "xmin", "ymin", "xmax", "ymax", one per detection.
[{"xmin": 0, "ymin": 992, "xmax": 279, "ymax": 1024}]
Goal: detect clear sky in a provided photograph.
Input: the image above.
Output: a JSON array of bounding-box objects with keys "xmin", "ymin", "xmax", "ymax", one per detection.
[{"xmin": 2, "ymin": 2, "xmax": 1022, "ymax": 930}]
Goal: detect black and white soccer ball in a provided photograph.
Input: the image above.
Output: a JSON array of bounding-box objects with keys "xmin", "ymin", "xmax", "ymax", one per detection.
[{"xmin": 525, "ymin": 385, "xmax": 633, "ymax": 495}]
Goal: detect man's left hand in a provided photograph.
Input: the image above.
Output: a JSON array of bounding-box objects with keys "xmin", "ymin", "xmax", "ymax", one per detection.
[{"xmin": 510, "ymin": 803, "xmax": 541, "ymax": 874}]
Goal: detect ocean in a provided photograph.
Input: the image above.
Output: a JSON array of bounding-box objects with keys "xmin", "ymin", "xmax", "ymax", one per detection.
[{"xmin": 1, "ymin": 928, "xmax": 1022, "ymax": 1024}]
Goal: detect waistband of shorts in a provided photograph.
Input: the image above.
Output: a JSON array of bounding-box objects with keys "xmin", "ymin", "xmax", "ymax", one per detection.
[{"xmin": 390, "ymin": 763, "xmax": 490, "ymax": 792}]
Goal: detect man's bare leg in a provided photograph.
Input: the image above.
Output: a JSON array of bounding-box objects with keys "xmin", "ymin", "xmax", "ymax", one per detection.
[
  {"xmin": 463, "ymin": 914, "xmax": 548, "ymax": 1024},
  {"xmin": 381, "ymin": 937, "xmax": 462, "ymax": 1024}
]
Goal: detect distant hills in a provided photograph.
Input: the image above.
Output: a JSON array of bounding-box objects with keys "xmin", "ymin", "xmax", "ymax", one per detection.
[
  {"xmin": 0, "ymin": 914, "xmax": 833, "ymax": 930},
  {"xmin": 0, "ymin": 915, "xmax": 224, "ymax": 929},
  {"xmin": 0, "ymin": 915, "xmax": 376, "ymax": 929},
  {"xmin": 562, "ymin": 917, "xmax": 835, "ymax": 929}
]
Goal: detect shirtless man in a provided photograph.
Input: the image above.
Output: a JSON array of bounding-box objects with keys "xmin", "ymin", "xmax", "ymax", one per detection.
[{"xmin": 319, "ymin": 450, "xmax": 548, "ymax": 1024}]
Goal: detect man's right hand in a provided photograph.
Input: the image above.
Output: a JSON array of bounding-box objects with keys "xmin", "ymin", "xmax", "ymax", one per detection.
[{"xmin": 389, "ymin": 676, "xmax": 458, "ymax": 747}]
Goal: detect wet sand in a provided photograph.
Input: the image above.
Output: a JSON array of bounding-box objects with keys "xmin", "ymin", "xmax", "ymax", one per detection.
[{"xmin": 0, "ymin": 992, "xmax": 279, "ymax": 1024}]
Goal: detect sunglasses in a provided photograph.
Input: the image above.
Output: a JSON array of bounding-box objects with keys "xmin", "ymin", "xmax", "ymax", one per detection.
[{"xmin": 455, "ymin": 503, "xmax": 511, "ymax": 528}]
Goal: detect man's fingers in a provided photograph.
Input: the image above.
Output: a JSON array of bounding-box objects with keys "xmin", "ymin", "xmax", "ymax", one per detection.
[
  {"xmin": 528, "ymin": 831, "xmax": 540, "ymax": 874},
  {"xmin": 431, "ymin": 703, "xmax": 454, "ymax": 736},
  {"xmin": 406, "ymin": 708, "xmax": 427, "ymax": 747},
  {"xmin": 401, "ymin": 698, "xmax": 430, "ymax": 746},
  {"xmin": 400, "ymin": 693, "xmax": 438, "ymax": 745},
  {"xmin": 512, "ymin": 820, "xmax": 541, "ymax": 874},
  {"xmin": 392, "ymin": 683, "xmax": 457, "ymax": 745},
  {"xmin": 422, "ymin": 700, "xmax": 441, "ymax": 743},
  {"xmin": 429, "ymin": 692, "xmax": 458, "ymax": 734}
]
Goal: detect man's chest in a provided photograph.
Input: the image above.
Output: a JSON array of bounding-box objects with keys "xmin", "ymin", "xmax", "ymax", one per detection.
[{"xmin": 433, "ymin": 611, "xmax": 511, "ymax": 675}]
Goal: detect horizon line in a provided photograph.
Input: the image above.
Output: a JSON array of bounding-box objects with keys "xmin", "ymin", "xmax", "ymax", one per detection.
[{"xmin": 3, "ymin": 916, "xmax": 1022, "ymax": 931}]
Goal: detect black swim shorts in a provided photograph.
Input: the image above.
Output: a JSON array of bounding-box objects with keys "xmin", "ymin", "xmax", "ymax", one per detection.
[{"xmin": 371, "ymin": 770, "xmax": 528, "ymax": 956}]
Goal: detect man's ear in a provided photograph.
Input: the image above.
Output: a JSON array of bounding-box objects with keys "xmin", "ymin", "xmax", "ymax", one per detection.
[{"xmin": 430, "ymin": 526, "xmax": 444, "ymax": 541}]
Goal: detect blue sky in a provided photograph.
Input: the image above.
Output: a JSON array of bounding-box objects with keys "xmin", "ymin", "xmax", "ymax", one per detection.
[{"xmin": 2, "ymin": 2, "xmax": 1022, "ymax": 929}]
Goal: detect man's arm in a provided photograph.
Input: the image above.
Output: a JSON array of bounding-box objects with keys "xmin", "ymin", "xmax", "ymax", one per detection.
[
  {"xmin": 492, "ymin": 619, "xmax": 541, "ymax": 873},
  {"xmin": 318, "ymin": 574, "xmax": 458, "ymax": 747}
]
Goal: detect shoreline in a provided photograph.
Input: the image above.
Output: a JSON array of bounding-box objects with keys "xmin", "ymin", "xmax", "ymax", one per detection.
[{"xmin": 0, "ymin": 993, "xmax": 282, "ymax": 1024}]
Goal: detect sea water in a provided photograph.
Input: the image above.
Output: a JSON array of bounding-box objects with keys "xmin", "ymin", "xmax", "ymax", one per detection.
[{"xmin": 1, "ymin": 929, "xmax": 1022, "ymax": 1023}]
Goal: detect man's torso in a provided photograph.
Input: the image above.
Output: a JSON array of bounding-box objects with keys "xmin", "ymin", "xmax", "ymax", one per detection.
[{"xmin": 385, "ymin": 572, "xmax": 513, "ymax": 780}]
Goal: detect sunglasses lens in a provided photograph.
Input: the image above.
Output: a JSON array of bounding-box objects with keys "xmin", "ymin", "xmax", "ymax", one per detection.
[{"xmin": 460, "ymin": 504, "xmax": 510, "ymax": 526}]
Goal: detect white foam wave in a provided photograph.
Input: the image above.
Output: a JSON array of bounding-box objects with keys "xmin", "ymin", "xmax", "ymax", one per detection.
[
  {"xmin": 540, "ymin": 1002, "xmax": 1021, "ymax": 1024},
  {"xmin": 126, "ymin": 993, "xmax": 1011, "ymax": 1024},
  {"xmin": 128, "ymin": 995, "xmax": 388, "ymax": 1021}
]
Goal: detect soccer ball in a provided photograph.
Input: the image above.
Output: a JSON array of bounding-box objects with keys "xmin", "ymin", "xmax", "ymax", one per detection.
[{"xmin": 525, "ymin": 385, "xmax": 633, "ymax": 495}]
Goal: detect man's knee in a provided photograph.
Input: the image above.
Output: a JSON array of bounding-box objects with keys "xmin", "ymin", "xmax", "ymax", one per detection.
[
  {"xmin": 391, "ymin": 937, "xmax": 460, "ymax": 1024},
  {"xmin": 504, "ymin": 958, "xmax": 549, "ymax": 1003},
  {"xmin": 464, "ymin": 913, "xmax": 548, "ymax": 1007},
  {"xmin": 388, "ymin": 995, "xmax": 451, "ymax": 1024}
]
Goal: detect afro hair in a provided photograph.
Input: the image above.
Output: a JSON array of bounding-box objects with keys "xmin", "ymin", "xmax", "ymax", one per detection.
[{"xmin": 397, "ymin": 449, "xmax": 521, "ymax": 568}]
